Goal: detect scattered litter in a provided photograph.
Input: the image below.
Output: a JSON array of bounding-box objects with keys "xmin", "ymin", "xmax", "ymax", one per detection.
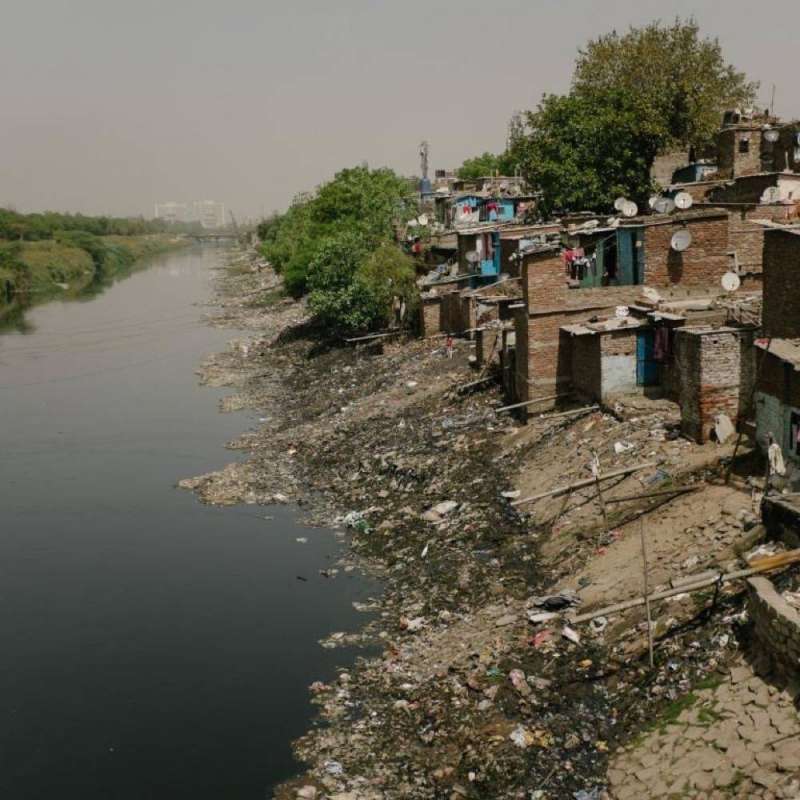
[
  {"xmin": 295, "ymin": 537, "xmax": 308, "ymax": 544},
  {"xmin": 529, "ymin": 592, "xmax": 580, "ymax": 611},
  {"xmin": 714, "ymin": 413, "xmax": 735, "ymax": 444},
  {"xmin": 323, "ymin": 760, "xmax": 344, "ymax": 776},
  {"xmin": 589, "ymin": 616, "xmax": 608, "ymax": 634},
  {"xmin": 614, "ymin": 440, "xmax": 634, "ymax": 454},
  {"xmin": 562, "ymin": 625, "xmax": 581, "ymax": 645},
  {"xmin": 501, "ymin": 489, "xmax": 521, "ymax": 499}
]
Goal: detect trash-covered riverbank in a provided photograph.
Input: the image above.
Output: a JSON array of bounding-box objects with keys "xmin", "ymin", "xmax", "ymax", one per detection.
[{"xmin": 184, "ymin": 250, "xmax": 800, "ymax": 800}]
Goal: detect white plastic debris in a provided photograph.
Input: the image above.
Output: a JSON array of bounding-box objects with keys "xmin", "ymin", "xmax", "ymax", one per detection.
[{"xmin": 561, "ymin": 625, "xmax": 581, "ymax": 645}]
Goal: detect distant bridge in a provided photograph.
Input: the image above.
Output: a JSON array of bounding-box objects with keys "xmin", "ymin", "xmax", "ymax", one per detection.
[{"xmin": 187, "ymin": 232, "xmax": 240, "ymax": 242}]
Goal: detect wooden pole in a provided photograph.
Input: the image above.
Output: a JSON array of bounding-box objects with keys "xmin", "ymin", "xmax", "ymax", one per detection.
[
  {"xmin": 571, "ymin": 548, "xmax": 800, "ymax": 624},
  {"xmin": 640, "ymin": 518, "xmax": 655, "ymax": 668},
  {"xmin": 530, "ymin": 405, "xmax": 598, "ymax": 421},
  {"xmin": 494, "ymin": 393, "xmax": 570, "ymax": 414},
  {"xmin": 593, "ymin": 455, "xmax": 609, "ymax": 542},
  {"xmin": 511, "ymin": 461, "xmax": 657, "ymax": 507},
  {"xmin": 605, "ymin": 485, "xmax": 701, "ymax": 504}
]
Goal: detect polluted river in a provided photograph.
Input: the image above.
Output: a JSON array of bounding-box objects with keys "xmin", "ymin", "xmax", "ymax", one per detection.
[{"xmin": 0, "ymin": 246, "xmax": 377, "ymax": 799}]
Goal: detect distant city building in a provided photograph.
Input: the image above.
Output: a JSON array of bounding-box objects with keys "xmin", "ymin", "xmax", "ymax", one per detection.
[
  {"xmin": 154, "ymin": 201, "xmax": 188, "ymax": 224},
  {"xmin": 154, "ymin": 199, "xmax": 226, "ymax": 228},
  {"xmin": 191, "ymin": 200, "xmax": 226, "ymax": 229}
]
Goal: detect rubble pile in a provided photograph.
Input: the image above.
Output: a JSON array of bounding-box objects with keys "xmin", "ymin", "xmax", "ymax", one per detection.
[{"xmin": 185, "ymin": 255, "xmax": 800, "ymax": 800}]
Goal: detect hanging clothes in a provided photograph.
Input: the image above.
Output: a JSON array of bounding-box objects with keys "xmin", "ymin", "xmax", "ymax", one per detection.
[
  {"xmin": 769, "ymin": 441, "xmax": 787, "ymax": 476},
  {"xmin": 653, "ymin": 327, "xmax": 671, "ymax": 362}
]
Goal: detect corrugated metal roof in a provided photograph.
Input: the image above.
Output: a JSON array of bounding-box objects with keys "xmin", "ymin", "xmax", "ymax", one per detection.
[{"xmin": 756, "ymin": 338, "xmax": 800, "ymax": 368}]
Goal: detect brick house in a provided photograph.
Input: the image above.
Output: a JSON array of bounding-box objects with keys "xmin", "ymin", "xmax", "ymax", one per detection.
[
  {"xmin": 511, "ymin": 211, "xmax": 733, "ymax": 405},
  {"xmin": 673, "ymin": 326, "xmax": 757, "ymax": 443},
  {"xmin": 755, "ymin": 227, "xmax": 800, "ymax": 465}
]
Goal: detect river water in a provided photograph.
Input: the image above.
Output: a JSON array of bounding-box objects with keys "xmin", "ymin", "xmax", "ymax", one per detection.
[{"xmin": 0, "ymin": 247, "xmax": 376, "ymax": 799}]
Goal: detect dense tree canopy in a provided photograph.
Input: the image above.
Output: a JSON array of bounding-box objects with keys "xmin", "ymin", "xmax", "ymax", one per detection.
[
  {"xmin": 516, "ymin": 90, "xmax": 660, "ymax": 217},
  {"xmin": 259, "ymin": 166, "xmax": 418, "ymax": 331},
  {"xmin": 573, "ymin": 18, "xmax": 758, "ymax": 149},
  {"xmin": 0, "ymin": 208, "xmax": 180, "ymax": 241},
  {"xmin": 456, "ymin": 152, "xmax": 504, "ymax": 181},
  {"xmin": 512, "ymin": 17, "xmax": 757, "ymax": 214}
]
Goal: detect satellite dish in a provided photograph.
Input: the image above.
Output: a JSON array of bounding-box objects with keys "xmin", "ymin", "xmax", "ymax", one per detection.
[
  {"xmin": 642, "ymin": 286, "xmax": 662, "ymax": 303},
  {"xmin": 764, "ymin": 128, "xmax": 780, "ymax": 144},
  {"xmin": 674, "ymin": 192, "xmax": 694, "ymax": 210},
  {"xmin": 721, "ymin": 272, "xmax": 741, "ymax": 292},
  {"xmin": 615, "ymin": 305, "xmax": 630, "ymax": 318},
  {"xmin": 648, "ymin": 195, "xmax": 660, "ymax": 209},
  {"xmin": 417, "ymin": 214, "xmax": 429, "ymax": 226},
  {"xmin": 654, "ymin": 197, "xmax": 676, "ymax": 214},
  {"xmin": 614, "ymin": 197, "xmax": 627, "ymax": 211},
  {"xmin": 465, "ymin": 250, "xmax": 480, "ymax": 264},
  {"xmin": 671, "ymin": 229, "xmax": 692, "ymax": 252},
  {"xmin": 622, "ymin": 201, "xmax": 639, "ymax": 218}
]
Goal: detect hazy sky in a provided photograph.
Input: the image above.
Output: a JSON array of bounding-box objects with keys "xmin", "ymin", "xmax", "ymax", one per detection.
[{"xmin": 1, "ymin": 0, "xmax": 798, "ymax": 220}]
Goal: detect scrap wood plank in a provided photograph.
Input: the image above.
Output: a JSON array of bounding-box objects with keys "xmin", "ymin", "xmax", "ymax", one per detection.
[
  {"xmin": 511, "ymin": 461, "xmax": 657, "ymax": 507},
  {"xmin": 494, "ymin": 393, "xmax": 571, "ymax": 414},
  {"xmin": 456, "ymin": 375, "xmax": 495, "ymax": 394},
  {"xmin": 604, "ymin": 485, "xmax": 701, "ymax": 504},
  {"xmin": 571, "ymin": 548, "xmax": 800, "ymax": 624},
  {"xmin": 344, "ymin": 330, "xmax": 402, "ymax": 343},
  {"xmin": 530, "ymin": 404, "xmax": 598, "ymax": 421}
]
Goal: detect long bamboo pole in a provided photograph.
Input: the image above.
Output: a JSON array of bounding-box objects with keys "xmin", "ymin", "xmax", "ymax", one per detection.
[{"xmin": 511, "ymin": 461, "xmax": 657, "ymax": 507}]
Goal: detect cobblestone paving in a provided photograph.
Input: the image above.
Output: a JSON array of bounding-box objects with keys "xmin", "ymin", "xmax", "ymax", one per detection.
[{"xmin": 608, "ymin": 661, "xmax": 800, "ymax": 799}]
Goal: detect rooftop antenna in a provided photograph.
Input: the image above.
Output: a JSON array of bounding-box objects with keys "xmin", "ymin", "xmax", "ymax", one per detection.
[
  {"xmin": 770, "ymin": 84, "xmax": 776, "ymax": 117},
  {"xmin": 419, "ymin": 141, "xmax": 429, "ymax": 181}
]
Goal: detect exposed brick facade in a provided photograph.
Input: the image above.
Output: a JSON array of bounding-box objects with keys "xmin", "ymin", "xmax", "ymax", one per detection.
[
  {"xmin": 716, "ymin": 127, "xmax": 765, "ymax": 178},
  {"xmin": 419, "ymin": 296, "xmax": 442, "ymax": 338},
  {"xmin": 727, "ymin": 205, "xmax": 797, "ymax": 277},
  {"xmin": 674, "ymin": 327, "xmax": 756, "ymax": 443},
  {"xmin": 475, "ymin": 326, "xmax": 504, "ymax": 370},
  {"xmin": 637, "ymin": 213, "xmax": 730, "ymax": 288},
  {"xmin": 763, "ymin": 229, "xmax": 800, "ymax": 338}
]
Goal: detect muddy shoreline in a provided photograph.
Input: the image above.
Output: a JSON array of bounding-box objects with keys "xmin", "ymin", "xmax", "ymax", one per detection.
[{"xmin": 186, "ymin": 249, "xmax": 794, "ymax": 800}]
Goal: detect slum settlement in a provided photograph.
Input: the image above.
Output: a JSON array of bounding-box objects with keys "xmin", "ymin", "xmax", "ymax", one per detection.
[{"xmin": 195, "ymin": 110, "xmax": 800, "ymax": 800}]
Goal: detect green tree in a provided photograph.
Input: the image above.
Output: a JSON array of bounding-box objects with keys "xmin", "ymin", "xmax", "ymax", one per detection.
[
  {"xmin": 572, "ymin": 17, "xmax": 758, "ymax": 149},
  {"xmin": 457, "ymin": 152, "xmax": 502, "ymax": 181},
  {"xmin": 259, "ymin": 166, "xmax": 415, "ymax": 299},
  {"xmin": 306, "ymin": 235, "xmax": 418, "ymax": 335},
  {"xmin": 516, "ymin": 90, "xmax": 660, "ymax": 217}
]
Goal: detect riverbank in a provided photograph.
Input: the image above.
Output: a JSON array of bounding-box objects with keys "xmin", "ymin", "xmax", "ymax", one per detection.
[
  {"xmin": 187, "ymin": 248, "xmax": 800, "ymax": 800},
  {"xmin": 0, "ymin": 233, "xmax": 187, "ymax": 321}
]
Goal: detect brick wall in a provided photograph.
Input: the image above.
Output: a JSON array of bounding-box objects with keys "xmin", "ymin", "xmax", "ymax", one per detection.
[
  {"xmin": 571, "ymin": 336, "xmax": 601, "ymax": 400},
  {"xmin": 727, "ymin": 206, "xmax": 796, "ymax": 276},
  {"xmin": 475, "ymin": 327, "xmax": 503, "ymax": 370},
  {"xmin": 420, "ymin": 296, "xmax": 442, "ymax": 338},
  {"xmin": 763, "ymin": 230, "xmax": 800, "ymax": 338},
  {"xmin": 675, "ymin": 328, "xmax": 756, "ymax": 442},
  {"xmin": 642, "ymin": 215, "xmax": 730, "ymax": 287},
  {"xmin": 716, "ymin": 128, "xmax": 764, "ymax": 178},
  {"xmin": 651, "ymin": 148, "xmax": 688, "ymax": 188},
  {"xmin": 747, "ymin": 577, "xmax": 800, "ymax": 680}
]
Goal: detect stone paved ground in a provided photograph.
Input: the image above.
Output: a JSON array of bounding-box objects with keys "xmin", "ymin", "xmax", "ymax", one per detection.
[{"xmin": 608, "ymin": 660, "xmax": 800, "ymax": 799}]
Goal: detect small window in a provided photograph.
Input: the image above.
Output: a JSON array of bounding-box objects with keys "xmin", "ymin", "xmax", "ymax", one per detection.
[{"xmin": 739, "ymin": 138, "xmax": 750, "ymax": 154}]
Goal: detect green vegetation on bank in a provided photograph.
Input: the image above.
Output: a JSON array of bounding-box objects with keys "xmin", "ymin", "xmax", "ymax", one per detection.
[
  {"xmin": 0, "ymin": 206, "xmax": 192, "ymax": 318},
  {"xmin": 0, "ymin": 207, "xmax": 189, "ymax": 240},
  {"xmin": 257, "ymin": 166, "xmax": 419, "ymax": 335},
  {"xmin": 0, "ymin": 228, "xmax": 186, "ymax": 317}
]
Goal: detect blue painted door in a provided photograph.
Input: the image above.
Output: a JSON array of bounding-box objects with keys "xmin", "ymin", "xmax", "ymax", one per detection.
[{"xmin": 637, "ymin": 330, "xmax": 658, "ymax": 386}]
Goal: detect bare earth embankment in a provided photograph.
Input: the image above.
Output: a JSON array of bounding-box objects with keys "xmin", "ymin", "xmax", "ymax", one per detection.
[{"xmin": 182, "ymin": 249, "xmax": 800, "ymax": 800}]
